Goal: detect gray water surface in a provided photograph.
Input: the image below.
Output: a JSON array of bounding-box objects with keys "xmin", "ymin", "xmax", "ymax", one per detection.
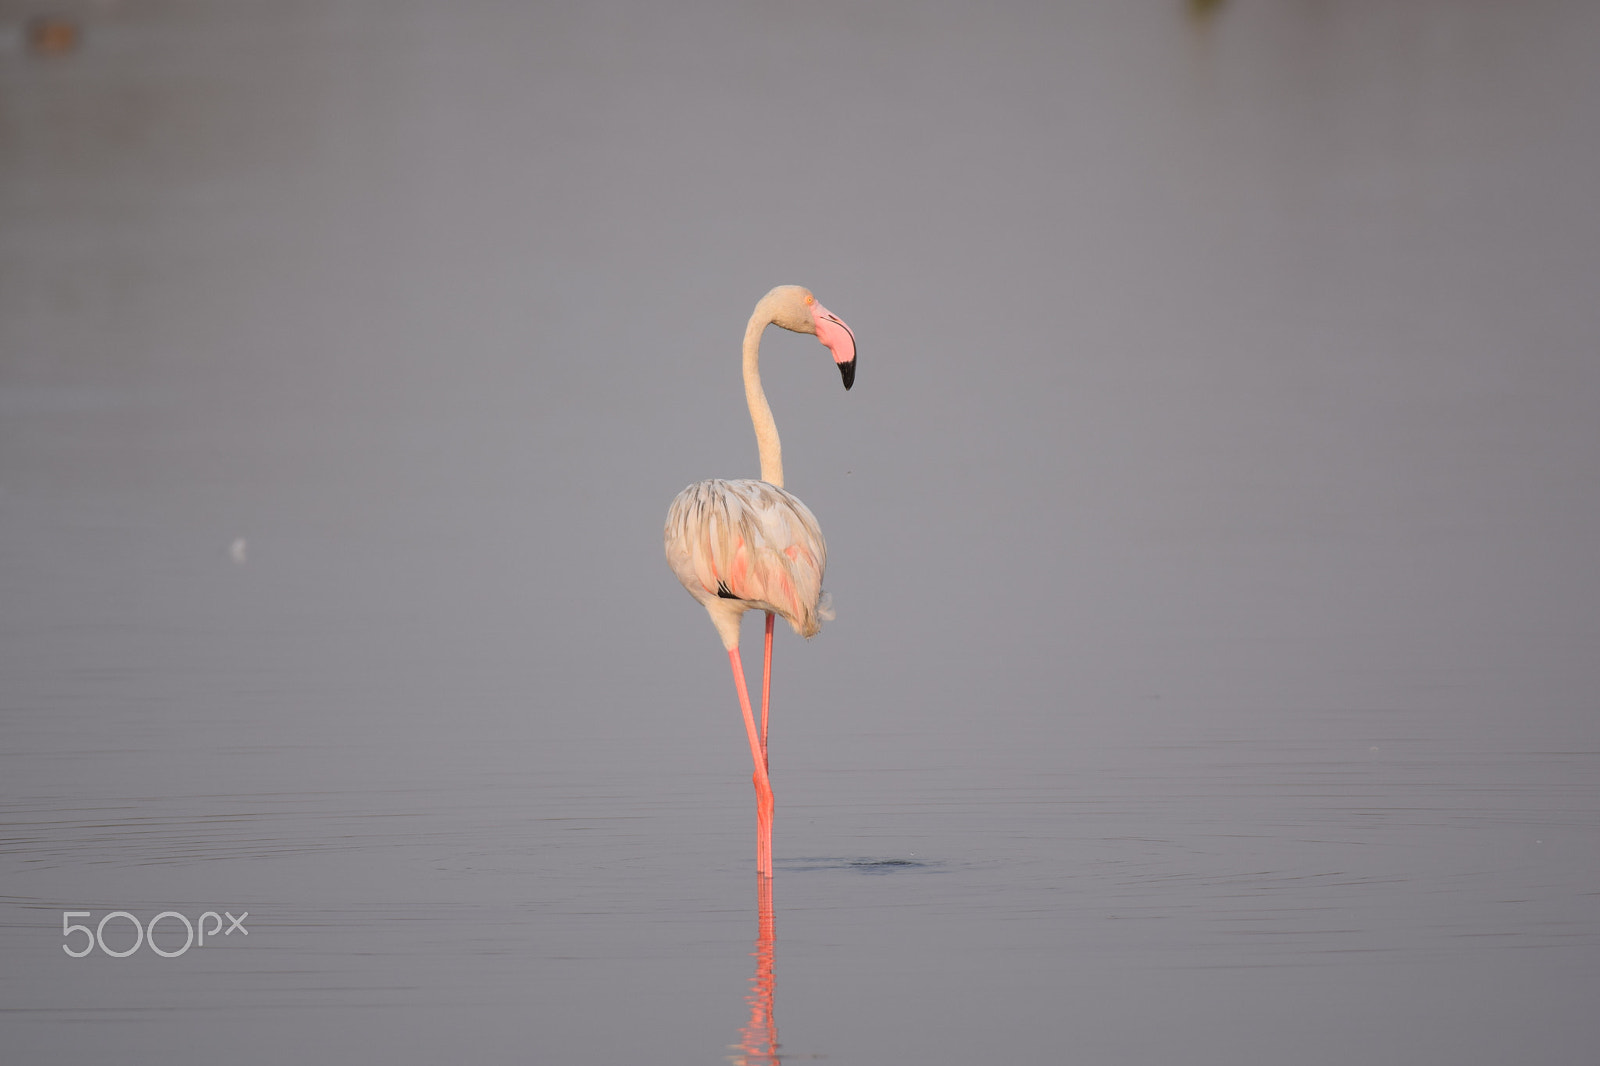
[{"xmin": 3, "ymin": 2, "xmax": 1598, "ymax": 1063}]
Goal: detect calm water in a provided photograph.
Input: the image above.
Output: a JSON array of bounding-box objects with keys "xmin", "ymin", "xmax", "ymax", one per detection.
[{"xmin": 3, "ymin": 2, "xmax": 1598, "ymax": 1063}]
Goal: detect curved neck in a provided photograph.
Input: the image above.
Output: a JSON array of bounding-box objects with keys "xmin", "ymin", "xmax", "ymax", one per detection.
[{"xmin": 743, "ymin": 308, "xmax": 783, "ymax": 487}]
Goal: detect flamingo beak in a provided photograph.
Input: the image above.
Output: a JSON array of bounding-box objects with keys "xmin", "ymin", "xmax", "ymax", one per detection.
[{"xmin": 811, "ymin": 302, "xmax": 857, "ymax": 391}]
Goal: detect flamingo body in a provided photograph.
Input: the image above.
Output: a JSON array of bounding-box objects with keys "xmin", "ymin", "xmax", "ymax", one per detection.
[{"xmin": 665, "ymin": 477, "xmax": 832, "ymax": 651}]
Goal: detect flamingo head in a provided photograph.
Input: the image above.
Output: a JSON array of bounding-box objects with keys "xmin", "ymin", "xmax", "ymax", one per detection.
[{"xmin": 764, "ymin": 285, "xmax": 857, "ymax": 391}]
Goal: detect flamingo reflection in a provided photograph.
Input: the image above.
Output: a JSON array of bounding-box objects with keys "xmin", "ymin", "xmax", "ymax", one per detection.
[{"xmin": 729, "ymin": 875, "xmax": 779, "ymax": 1065}]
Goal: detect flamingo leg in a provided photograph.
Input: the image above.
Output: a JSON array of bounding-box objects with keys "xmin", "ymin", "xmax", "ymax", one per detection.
[
  {"xmin": 761, "ymin": 612, "xmax": 775, "ymax": 768},
  {"xmin": 729, "ymin": 647, "xmax": 774, "ymax": 877}
]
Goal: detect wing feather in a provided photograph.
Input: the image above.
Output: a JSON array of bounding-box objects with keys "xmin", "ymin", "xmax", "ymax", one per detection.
[{"xmin": 664, "ymin": 478, "xmax": 831, "ymax": 638}]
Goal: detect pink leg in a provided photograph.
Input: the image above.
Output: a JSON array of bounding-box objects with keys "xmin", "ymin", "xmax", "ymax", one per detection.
[
  {"xmin": 729, "ymin": 647, "xmax": 774, "ymax": 877},
  {"xmin": 761, "ymin": 612, "xmax": 775, "ymax": 768}
]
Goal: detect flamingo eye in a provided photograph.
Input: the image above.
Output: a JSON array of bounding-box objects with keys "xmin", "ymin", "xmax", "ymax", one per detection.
[{"xmin": 804, "ymin": 294, "xmax": 814, "ymax": 306}]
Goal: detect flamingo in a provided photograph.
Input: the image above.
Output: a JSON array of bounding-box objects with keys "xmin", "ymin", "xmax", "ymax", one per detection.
[{"xmin": 664, "ymin": 285, "xmax": 856, "ymax": 878}]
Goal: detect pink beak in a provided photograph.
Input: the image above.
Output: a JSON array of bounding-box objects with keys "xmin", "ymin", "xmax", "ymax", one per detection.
[{"xmin": 811, "ymin": 302, "xmax": 857, "ymax": 390}]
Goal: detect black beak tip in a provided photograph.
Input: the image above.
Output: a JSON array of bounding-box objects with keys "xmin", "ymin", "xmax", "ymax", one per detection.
[{"xmin": 839, "ymin": 358, "xmax": 856, "ymax": 391}]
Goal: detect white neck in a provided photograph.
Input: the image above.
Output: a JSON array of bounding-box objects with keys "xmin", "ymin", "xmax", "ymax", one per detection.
[{"xmin": 743, "ymin": 302, "xmax": 783, "ymax": 487}]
